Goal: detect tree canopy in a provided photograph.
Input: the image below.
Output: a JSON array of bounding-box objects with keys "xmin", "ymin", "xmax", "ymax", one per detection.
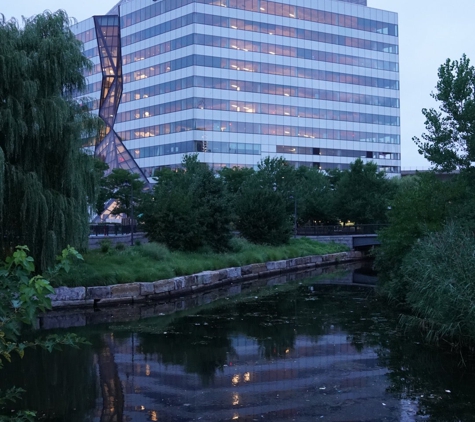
[
  {"xmin": 0, "ymin": 12, "xmax": 100, "ymax": 270},
  {"xmin": 332, "ymin": 158, "xmax": 393, "ymax": 224},
  {"xmin": 96, "ymin": 168, "xmax": 146, "ymax": 217},
  {"xmin": 141, "ymin": 155, "xmax": 232, "ymax": 252},
  {"xmin": 414, "ymin": 54, "xmax": 475, "ymax": 172}
]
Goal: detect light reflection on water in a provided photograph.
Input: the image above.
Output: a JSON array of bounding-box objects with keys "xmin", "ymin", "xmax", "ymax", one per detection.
[{"xmin": 2, "ymin": 263, "xmax": 475, "ymax": 421}]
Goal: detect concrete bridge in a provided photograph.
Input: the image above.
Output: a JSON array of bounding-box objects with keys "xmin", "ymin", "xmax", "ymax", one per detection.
[{"xmin": 297, "ymin": 224, "xmax": 384, "ymax": 250}]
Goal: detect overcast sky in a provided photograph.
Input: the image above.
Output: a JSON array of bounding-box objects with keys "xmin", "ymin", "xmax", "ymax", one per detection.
[{"xmin": 2, "ymin": 0, "xmax": 474, "ymax": 169}]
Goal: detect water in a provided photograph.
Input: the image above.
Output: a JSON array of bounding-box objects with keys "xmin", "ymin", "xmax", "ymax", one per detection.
[{"xmin": 2, "ymin": 264, "xmax": 475, "ymax": 422}]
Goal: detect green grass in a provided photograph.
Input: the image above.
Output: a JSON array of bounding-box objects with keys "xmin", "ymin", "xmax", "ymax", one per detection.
[{"xmin": 50, "ymin": 237, "xmax": 348, "ymax": 288}]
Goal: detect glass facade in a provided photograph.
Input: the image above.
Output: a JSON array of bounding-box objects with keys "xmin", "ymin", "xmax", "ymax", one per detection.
[
  {"xmin": 93, "ymin": 15, "xmax": 148, "ymax": 181},
  {"xmin": 72, "ymin": 0, "xmax": 400, "ymax": 174}
]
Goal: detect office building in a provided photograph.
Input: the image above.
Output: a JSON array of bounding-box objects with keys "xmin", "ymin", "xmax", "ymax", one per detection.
[{"xmin": 72, "ymin": 0, "xmax": 400, "ymax": 179}]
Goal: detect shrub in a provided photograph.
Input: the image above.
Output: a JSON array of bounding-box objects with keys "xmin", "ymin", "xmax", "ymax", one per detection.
[
  {"xmin": 235, "ymin": 178, "xmax": 292, "ymax": 246},
  {"xmin": 115, "ymin": 242, "xmax": 125, "ymax": 251},
  {"xmin": 99, "ymin": 239, "xmax": 112, "ymax": 253},
  {"xmin": 141, "ymin": 155, "xmax": 232, "ymax": 252},
  {"xmin": 398, "ymin": 222, "xmax": 475, "ymax": 344}
]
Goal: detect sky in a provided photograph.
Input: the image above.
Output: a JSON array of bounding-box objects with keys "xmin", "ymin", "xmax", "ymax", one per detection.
[{"xmin": 2, "ymin": 0, "xmax": 475, "ymax": 169}]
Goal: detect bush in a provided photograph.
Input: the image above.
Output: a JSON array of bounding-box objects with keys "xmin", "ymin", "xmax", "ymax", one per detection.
[
  {"xmin": 115, "ymin": 242, "xmax": 125, "ymax": 251},
  {"xmin": 375, "ymin": 173, "xmax": 455, "ymax": 295},
  {"xmin": 99, "ymin": 239, "xmax": 112, "ymax": 253},
  {"xmin": 235, "ymin": 177, "xmax": 292, "ymax": 246},
  {"xmin": 141, "ymin": 155, "xmax": 232, "ymax": 252},
  {"xmin": 397, "ymin": 222, "xmax": 475, "ymax": 344}
]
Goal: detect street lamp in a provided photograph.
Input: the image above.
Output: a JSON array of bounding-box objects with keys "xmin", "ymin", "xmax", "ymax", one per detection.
[
  {"xmin": 289, "ymin": 194, "xmax": 297, "ymax": 238},
  {"xmin": 124, "ymin": 180, "xmax": 134, "ymax": 246}
]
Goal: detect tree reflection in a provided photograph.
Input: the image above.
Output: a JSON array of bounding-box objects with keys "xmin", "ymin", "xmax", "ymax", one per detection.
[
  {"xmin": 97, "ymin": 333, "xmax": 125, "ymax": 422},
  {"xmin": 138, "ymin": 320, "xmax": 235, "ymax": 385},
  {"xmin": 0, "ymin": 341, "xmax": 96, "ymax": 421}
]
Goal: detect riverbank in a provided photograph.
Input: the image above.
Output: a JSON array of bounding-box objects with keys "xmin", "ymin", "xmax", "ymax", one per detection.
[
  {"xmin": 41, "ymin": 260, "xmax": 367, "ymax": 329},
  {"xmin": 49, "ymin": 238, "xmax": 348, "ymax": 288},
  {"xmin": 47, "ymin": 250, "xmax": 364, "ymax": 309}
]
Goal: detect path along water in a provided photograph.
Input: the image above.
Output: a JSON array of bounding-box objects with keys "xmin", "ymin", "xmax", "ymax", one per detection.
[{"xmin": 2, "ymin": 262, "xmax": 475, "ymax": 421}]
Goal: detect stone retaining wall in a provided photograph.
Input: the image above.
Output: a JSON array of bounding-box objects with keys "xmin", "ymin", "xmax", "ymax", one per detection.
[
  {"xmin": 40, "ymin": 262, "xmax": 364, "ymax": 330},
  {"xmin": 48, "ymin": 251, "xmax": 362, "ymax": 309}
]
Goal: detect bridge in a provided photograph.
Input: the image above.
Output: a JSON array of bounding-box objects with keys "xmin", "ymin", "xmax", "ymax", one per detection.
[{"xmin": 296, "ymin": 224, "xmax": 384, "ymax": 249}]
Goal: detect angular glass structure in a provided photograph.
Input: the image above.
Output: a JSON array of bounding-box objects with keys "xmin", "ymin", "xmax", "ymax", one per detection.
[
  {"xmin": 72, "ymin": 0, "xmax": 400, "ymax": 176},
  {"xmin": 93, "ymin": 15, "xmax": 147, "ymax": 181}
]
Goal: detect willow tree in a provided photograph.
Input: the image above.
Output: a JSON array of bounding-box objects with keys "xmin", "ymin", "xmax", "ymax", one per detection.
[{"xmin": 0, "ymin": 11, "xmax": 100, "ymax": 270}]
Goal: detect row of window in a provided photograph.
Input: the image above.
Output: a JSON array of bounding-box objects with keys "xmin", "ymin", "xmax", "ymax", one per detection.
[
  {"xmin": 82, "ymin": 53, "xmax": 399, "ymax": 96},
  {"xmin": 285, "ymin": 161, "xmax": 399, "ymax": 173},
  {"xmin": 136, "ymin": 13, "xmax": 396, "ymax": 55},
  {"xmin": 276, "ymin": 145, "xmax": 399, "ymax": 160},
  {"xmin": 140, "ymin": 161, "xmax": 400, "ymax": 174},
  {"xmin": 130, "ymin": 140, "xmax": 399, "ymax": 163},
  {"xmin": 124, "ymin": 76, "xmax": 399, "ymax": 108},
  {"xmin": 121, "ymin": 12, "xmax": 398, "ymax": 55},
  {"xmin": 122, "ymin": 32, "xmax": 397, "ymax": 73},
  {"xmin": 117, "ymin": 118, "xmax": 400, "ymax": 144},
  {"xmin": 120, "ymin": 0, "xmax": 397, "ymax": 37},
  {"xmin": 206, "ymin": 14, "xmax": 398, "ymax": 54},
  {"xmin": 129, "ymin": 55, "xmax": 399, "ymax": 89},
  {"xmin": 115, "ymin": 96, "xmax": 400, "ymax": 126},
  {"xmin": 80, "ymin": 73, "xmax": 399, "ymax": 111},
  {"xmin": 82, "ymin": 10, "xmax": 398, "ymax": 65},
  {"xmin": 132, "ymin": 140, "xmax": 261, "ymax": 159}
]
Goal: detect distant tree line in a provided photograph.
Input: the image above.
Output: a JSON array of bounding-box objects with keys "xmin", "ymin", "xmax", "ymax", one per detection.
[{"xmin": 97, "ymin": 155, "xmax": 396, "ymax": 251}]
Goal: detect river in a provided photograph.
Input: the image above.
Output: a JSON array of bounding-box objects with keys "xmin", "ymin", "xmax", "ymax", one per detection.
[{"xmin": 1, "ymin": 263, "xmax": 475, "ymax": 421}]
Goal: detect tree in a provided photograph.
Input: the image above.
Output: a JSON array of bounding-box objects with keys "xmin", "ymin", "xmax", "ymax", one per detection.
[
  {"xmin": 293, "ymin": 166, "xmax": 336, "ymax": 225},
  {"xmin": 141, "ymin": 155, "xmax": 232, "ymax": 251},
  {"xmin": 97, "ymin": 168, "xmax": 146, "ymax": 217},
  {"xmin": 414, "ymin": 54, "xmax": 475, "ymax": 172},
  {"xmin": 332, "ymin": 159, "xmax": 393, "ymax": 224},
  {"xmin": 219, "ymin": 166, "xmax": 255, "ymax": 196},
  {"xmin": 0, "ymin": 12, "xmax": 100, "ymax": 270},
  {"xmin": 234, "ymin": 157, "xmax": 294, "ymax": 245}
]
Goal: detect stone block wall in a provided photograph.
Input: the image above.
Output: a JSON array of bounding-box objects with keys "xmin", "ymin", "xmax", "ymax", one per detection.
[{"xmin": 48, "ymin": 251, "xmax": 362, "ymax": 309}]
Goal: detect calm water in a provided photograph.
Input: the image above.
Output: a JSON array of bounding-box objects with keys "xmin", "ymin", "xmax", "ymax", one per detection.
[{"xmin": 2, "ymin": 264, "xmax": 475, "ymax": 422}]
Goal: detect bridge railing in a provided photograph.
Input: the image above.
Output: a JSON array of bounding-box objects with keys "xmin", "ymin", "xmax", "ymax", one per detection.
[
  {"xmin": 296, "ymin": 224, "xmax": 387, "ymax": 236},
  {"xmin": 89, "ymin": 224, "xmax": 144, "ymax": 236}
]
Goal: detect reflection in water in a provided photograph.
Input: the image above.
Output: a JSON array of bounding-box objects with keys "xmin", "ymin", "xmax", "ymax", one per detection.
[
  {"xmin": 2, "ymin": 265, "xmax": 475, "ymax": 421},
  {"xmin": 97, "ymin": 333, "xmax": 125, "ymax": 422}
]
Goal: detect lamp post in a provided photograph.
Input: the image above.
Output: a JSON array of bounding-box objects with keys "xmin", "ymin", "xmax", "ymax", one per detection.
[
  {"xmin": 125, "ymin": 180, "xmax": 134, "ymax": 246},
  {"xmin": 294, "ymin": 194, "xmax": 297, "ymax": 238},
  {"xmin": 289, "ymin": 194, "xmax": 297, "ymax": 238},
  {"xmin": 130, "ymin": 181, "xmax": 135, "ymax": 246}
]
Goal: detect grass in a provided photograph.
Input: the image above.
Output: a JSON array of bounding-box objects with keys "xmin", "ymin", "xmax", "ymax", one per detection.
[{"xmin": 50, "ymin": 237, "xmax": 348, "ymax": 288}]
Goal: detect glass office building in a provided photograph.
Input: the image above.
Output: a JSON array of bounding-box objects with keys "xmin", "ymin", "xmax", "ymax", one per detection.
[{"xmin": 72, "ymin": 0, "xmax": 400, "ymax": 179}]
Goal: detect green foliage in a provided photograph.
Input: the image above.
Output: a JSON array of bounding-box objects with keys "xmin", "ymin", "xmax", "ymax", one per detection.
[
  {"xmin": 219, "ymin": 166, "xmax": 255, "ymax": 196},
  {"xmin": 0, "ymin": 12, "xmax": 101, "ymax": 270},
  {"xmin": 293, "ymin": 166, "xmax": 336, "ymax": 224},
  {"xmin": 97, "ymin": 168, "xmax": 146, "ymax": 217},
  {"xmin": 375, "ymin": 173, "xmax": 463, "ymax": 298},
  {"xmin": 234, "ymin": 157, "xmax": 294, "ymax": 245},
  {"xmin": 0, "ymin": 246, "xmax": 87, "ymax": 420},
  {"xmin": 413, "ymin": 54, "xmax": 475, "ymax": 172},
  {"xmin": 99, "ymin": 239, "xmax": 112, "ymax": 254},
  {"xmin": 141, "ymin": 155, "xmax": 232, "ymax": 252},
  {"xmin": 235, "ymin": 177, "xmax": 292, "ymax": 245},
  {"xmin": 398, "ymin": 223, "xmax": 475, "ymax": 345},
  {"xmin": 332, "ymin": 158, "xmax": 394, "ymax": 224},
  {"xmin": 115, "ymin": 242, "xmax": 125, "ymax": 251},
  {"xmin": 52, "ymin": 238, "xmax": 348, "ymax": 287}
]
